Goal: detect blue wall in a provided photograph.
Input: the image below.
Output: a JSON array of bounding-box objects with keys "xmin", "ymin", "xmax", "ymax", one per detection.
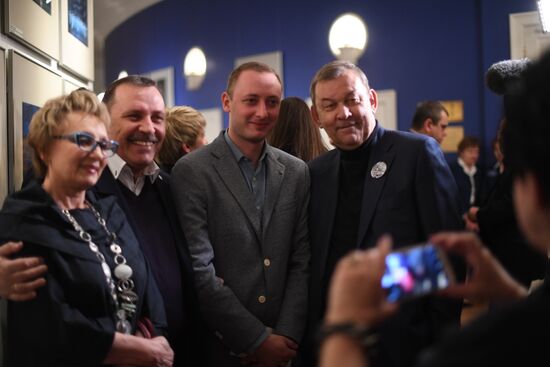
[{"xmin": 105, "ymin": 0, "xmax": 536, "ymax": 164}]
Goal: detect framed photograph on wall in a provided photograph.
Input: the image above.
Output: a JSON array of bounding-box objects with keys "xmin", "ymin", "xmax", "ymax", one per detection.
[
  {"xmin": 7, "ymin": 50, "xmax": 63, "ymax": 192},
  {"xmin": 63, "ymin": 78, "xmax": 86, "ymax": 94},
  {"xmin": 0, "ymin": 47, "xmax": 8, "ymax": 204},
  {"xmin": 60, "ymin": 0, "xmax": 94, "ymax": 81},
  {"xmin": 143, "ymin": 67, "xmax": 175, "ymax": 107},
  {"xmin": 510, "ymin": 11, "xmax": 550, "ymax": 60},
  {"xmin": 235, "ymin": 51, "xmax": 284, "ymax": 86},
  {"xmin": 375, "ymin": 89, "xmax": 397, "ymax": 131},
  {"xmin": 198, "ymin": 107, "xmax": 223, "ymax": 143},
  {"xmin": 4, "ymin": 0, "xmax": 60, "ymax": 60}
]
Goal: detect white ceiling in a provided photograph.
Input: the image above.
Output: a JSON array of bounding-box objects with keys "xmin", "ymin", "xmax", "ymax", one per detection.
[{"xmin": 94, "ymin": 0, "xmax": 163, "ymax": 41}]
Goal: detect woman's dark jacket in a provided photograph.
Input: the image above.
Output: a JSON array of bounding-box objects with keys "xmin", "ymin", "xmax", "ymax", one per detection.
[{"xmin": 0, "ymin": 182, "xmax": 167, "ymax": 366}]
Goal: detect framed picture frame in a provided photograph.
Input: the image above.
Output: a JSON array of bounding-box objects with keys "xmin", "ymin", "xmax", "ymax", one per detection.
[
  {"xmin": 235, "ymin": 51, "xmax": 284, "ymax": 86},
  {"xmin": 0, "ymin": 47, "xmax": 8, "ymax": 204},
  {"xmin": 143, "ymin": 67, "xmax": 175, "ymax": 107},
  {"xmin": 3, "ymin": 0, "xmax": 60, "ymax": 60},
  {"xmin": 63, "ymin": 78, "xmax": 86, "ymax": 94},
  {"xmin": 7, "ymin": 50, "xmax": 63, "ymax": 192},
  {"xmin": 510, "ymin": 11, "xmax": 550, "ymax": 60},
  {"xmin": 60, "ymin": 0, "xmax": 94, "ymax": 81},
  {"xmin": 198, "ymin": 107, "xmax": 224, "ymax": 143},
  {"xmin": 375, "ymin": 89, "xmax": 397, "ymax": 131}
]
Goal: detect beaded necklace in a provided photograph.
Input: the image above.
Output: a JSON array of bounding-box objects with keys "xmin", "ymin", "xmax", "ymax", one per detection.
[{"xmin": 61, "ymin": 201, "xmax": 138, "ymax": 334}]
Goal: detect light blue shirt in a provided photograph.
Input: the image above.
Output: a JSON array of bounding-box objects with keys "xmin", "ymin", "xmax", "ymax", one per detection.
[{"xmin": 224, "ymin": 130, "xmax": 267, "ymax": 222}]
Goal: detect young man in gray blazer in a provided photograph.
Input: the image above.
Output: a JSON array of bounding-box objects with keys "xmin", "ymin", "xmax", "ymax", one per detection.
[{"xmin": 171, "ymin": 62, "xmax": 310, "ymax": 367}]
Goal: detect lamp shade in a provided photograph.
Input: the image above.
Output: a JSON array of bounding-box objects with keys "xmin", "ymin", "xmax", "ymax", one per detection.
[
  {"xmin": 538, "ymin": 0, "xmax": 550, "ymax": 33},
  {"xmin": 184, "ymin": 47, "xmax": 207, "ymax": 90},
  {"xmin": 329, "ymin": 13, "xmax": 368, "ymax": 64}
]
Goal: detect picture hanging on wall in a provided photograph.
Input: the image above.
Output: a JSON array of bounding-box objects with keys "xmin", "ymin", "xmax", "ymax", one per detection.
[
  {"xmin": 68, "ymin": 0, "xmax": 88, "ymax": 46},
  {"xmin": 198, "ymin": 108, "xmax": 224, "ymax": 143},
  {"xmin": 235, "ymin": 51, "xmax": 284, "ymax": 87},
  {"xmin": 509, "ymin": 11, "xmax": 550, "ymax": 60},
  {"xmin": 4, "ymin": 0, "xmax": 60, "ymax": 60},
  {"xmin": 0, "ymin": 47, "xmax": 8, "ymax": 204},
  {"xmin": 63, "ymin": 78, "xmax": 86, "ymax": 94},
  {"xmin": 32, "ymin": 0, "xmax": 52, "ymax": 15},
  {"xmin": 7, "ymin": 50, "xmax": 63, "ymax": 193},
  {"xmin": 143, "ymin": 67, "xmax": 175, "ymax": 107},
  {"xmin": 60, "ymin": 0, "xmax": 94, "ymax": 81}
]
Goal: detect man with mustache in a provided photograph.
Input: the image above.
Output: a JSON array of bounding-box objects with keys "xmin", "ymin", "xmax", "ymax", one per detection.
[
  {"xmin": 301, "ymin": 61, "xmax": 464, "ymax": 367},
  {"xmin": 171, "ymin": 62, "xmax": 310, "ymax": 367},
  {"xmin": 94, "ymin": 76, "xmax": 203, "ymax": 366}
]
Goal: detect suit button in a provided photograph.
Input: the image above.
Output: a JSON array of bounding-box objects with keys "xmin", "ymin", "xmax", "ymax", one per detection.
[
  {"xmin": 258, "ymin": 295, "xmax": 266, "ymax": 303},
  {"xmin": 264, "ymin": 258, "xmax": 271, "ymax": 267}
]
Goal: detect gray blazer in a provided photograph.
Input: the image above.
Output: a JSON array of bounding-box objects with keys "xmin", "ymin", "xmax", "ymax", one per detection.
[{"xmin": 171, "ymin": 132, "xmax": 310, "ymax": 363}]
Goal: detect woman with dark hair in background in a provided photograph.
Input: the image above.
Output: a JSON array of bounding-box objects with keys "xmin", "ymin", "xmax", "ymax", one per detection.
[{"xmin": 268, "ymin": 96, "xmax": 328, "ymax": 161}]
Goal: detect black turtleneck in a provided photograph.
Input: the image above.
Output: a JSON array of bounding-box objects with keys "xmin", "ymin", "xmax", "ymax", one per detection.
[{"xmin": 322, "ymin": 128, "xmax": 377, "ymax": 306}]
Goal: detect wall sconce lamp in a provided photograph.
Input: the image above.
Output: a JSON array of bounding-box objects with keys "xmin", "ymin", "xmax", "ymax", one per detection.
[
  {"xmin": 328, "ymin": 13, "xmax": 368, "ymax": 64},
  {"xmin": 184, "ymin": 47, "xmax": 207, "ymax": 90},
  {"xmin": 538, "ymin": 0, "xmax": 550, "ymax": 33}
]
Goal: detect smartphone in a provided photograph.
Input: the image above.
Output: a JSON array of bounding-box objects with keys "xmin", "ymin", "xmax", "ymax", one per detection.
[{"xmin": 381, "ymin": 243, "xmax": 455, "ymax": 302}]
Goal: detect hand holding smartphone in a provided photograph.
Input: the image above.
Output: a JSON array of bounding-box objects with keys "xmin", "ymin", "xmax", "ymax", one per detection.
[{"xmin": 381, "ymin": 243, "xmax": 455, "ymax": 302}]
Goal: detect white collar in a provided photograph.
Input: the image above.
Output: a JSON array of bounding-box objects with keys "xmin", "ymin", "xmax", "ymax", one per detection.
[
  {"xmin": 107, "ymin": 154, "xmax": 160, "ymax": 180},
  {"xmin": 457, "ymin": 157, "xmax": 477, "ymax": 177}
]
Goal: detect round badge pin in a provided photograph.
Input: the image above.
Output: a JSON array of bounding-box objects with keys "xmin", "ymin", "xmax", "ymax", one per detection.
[{"xmin": 370, "ymin": 161, "xmax": 387, "ymax": 179}]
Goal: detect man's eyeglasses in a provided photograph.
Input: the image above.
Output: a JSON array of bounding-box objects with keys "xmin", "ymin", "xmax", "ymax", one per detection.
[{"xmin": 53, "ymin": 132, "xmax": 119, "ymax": 158}]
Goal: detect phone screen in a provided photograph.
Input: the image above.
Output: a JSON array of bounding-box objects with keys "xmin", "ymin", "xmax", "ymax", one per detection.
[{"xmin": 381, "ymin": 243, "xmax": 454, "ymax": 302}]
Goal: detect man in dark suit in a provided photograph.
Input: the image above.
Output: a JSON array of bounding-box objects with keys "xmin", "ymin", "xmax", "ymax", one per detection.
[
  {"xmin": 171, "ymin": 62, "xmax": 310, "ymax": 367},
  {"xmin": 302, "ymin": 61, "xmax": 464, "ymax": 367},
  {"xmin": 93, "ymin": 76, "xmax": 202, "ymax": 367}
]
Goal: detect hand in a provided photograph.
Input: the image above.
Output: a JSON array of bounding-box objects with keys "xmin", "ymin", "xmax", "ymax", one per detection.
[
  {"xmin": 467, "ymin": 206, "xmax": 479, "ymax": 223},
  {"xmin": 146, "ymin": 336, "xmax": 174, "ymax": 367},
  {"xmin": 0, "ymin": 242, "xmax": 47, "ymax": 301},
  {"xmin": 252, "ymin": 334, "xmax": 297, "ymax": 367},
  {"xmin": 325, "ymin": 235, "xmax": 398, "ymax": 327},
  {"xmin": 432, "ymin": 232, "xmax": 528, "ymax": 303},
  {"xmin": 463, "ymin": 215, "xmax": 479, "ymax": 232}
]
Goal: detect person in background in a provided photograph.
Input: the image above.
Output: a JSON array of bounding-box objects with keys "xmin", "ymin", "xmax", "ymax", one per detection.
[
  {"xmin": 171, "ymin": 62, "xmax": 310, "ymax": 367},
  {"xmin": 0, "ymin": 242, "xmax": 47, "ymax": 301},
  {"xmin": 0, "ymin": 90, "xmax": 172, "ymax": 366},
  {"xmin": 96, "ymin": 75, "xmax": 203, "ymax": 366},
  {"xmin": 410, "ymin": 100, "xmax": 450, "ymax": 145},
  {"xmin": 156, "ymin": 105, "xmax": 208, "ymax": 173},
  {"xmin": 449, "ymin": 136, "xmax": 482, "ymax": 215},
  {"xmin": 481, "ymin": 135, "xmax": 504, "ymax": 201},
  {"xmin": 302, "ymin": 61, "xmax": 463, "ymax": 367},
  {"xmin": 267, "ymin": 96, "xmax": 328, "ymax": 161},
  {"xmin": 319, "ymin": 48, "xmax": 550, "ymax": 367},
  {"xmin": 465, "ymin": 120, "xmax": 546, "ymax": 288}
]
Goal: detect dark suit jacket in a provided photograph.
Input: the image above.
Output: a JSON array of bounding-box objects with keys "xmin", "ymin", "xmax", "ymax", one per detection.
[
  {"xmin": 477, "ymin": 170, "xmax": 546, "ymax": 287},
  {"xmin": 306, "ymin": 126, "xmax": 464, "ymax": 367},
  {"xmin": 93, "ymin": 169, "xmax": 204, "ymax": 366},
  {"xmin": 449, "ymin": 160, "xmax": 483, "ymax": 214}
]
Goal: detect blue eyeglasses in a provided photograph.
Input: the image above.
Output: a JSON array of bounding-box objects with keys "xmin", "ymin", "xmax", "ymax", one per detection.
[{"xmin": 53, "ymin": 132, "xmax": 119, "ymax": 158}]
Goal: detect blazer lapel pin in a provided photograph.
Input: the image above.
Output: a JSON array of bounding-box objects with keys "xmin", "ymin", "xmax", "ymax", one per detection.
[{"xmin": 370, "ymin": 161, "xmax": 387, "ymax": 179}]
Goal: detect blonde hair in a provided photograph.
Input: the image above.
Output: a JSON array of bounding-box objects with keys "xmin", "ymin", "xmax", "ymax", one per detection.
[
  {"xmin": 27, "ymin": 89, "xmax": 110, "ymax": 178},
  {"xmin": 156, "ymin": 106, "xmax": 206, "ymax": 166}
]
